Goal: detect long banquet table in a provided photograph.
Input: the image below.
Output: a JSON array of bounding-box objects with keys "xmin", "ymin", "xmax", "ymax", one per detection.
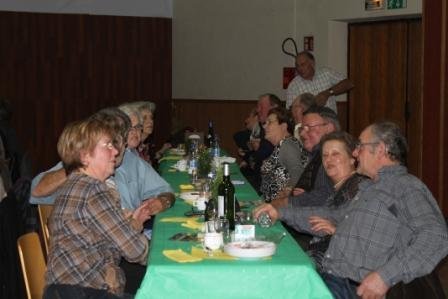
[{"xmin": 135, "ymin": 157, "xmax": 332, "ymax": 299}]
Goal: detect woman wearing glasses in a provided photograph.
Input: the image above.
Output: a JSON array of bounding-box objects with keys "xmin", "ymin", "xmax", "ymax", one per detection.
[{"xmin": 44, "ymin": 119, "xmax": 149, "ymax": 299}]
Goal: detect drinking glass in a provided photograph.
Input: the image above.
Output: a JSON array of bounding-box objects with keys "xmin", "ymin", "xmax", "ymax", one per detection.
[
  {"xmin": 214, "ymin": 218, "xmax": 230, "ymax": 243},
  {"xmin": 257, "ymin": 212, "xmax": 273, "ymax": 228}
]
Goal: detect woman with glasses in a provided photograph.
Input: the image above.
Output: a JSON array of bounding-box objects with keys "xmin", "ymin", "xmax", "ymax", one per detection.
[
  {"xmin": 118, "ymin": 104, "xmax": 143, "ymax": 152},
  {"xmin": 44, "ymin": 119, "xmax": 150, "ymax": 299},
  {"xmin": 259, "ymin": 107, "xmax": 308, "ymax": 202},
  {"xmin": 131, "ymin": 101, "xmax": 172, "ymax": 167}
]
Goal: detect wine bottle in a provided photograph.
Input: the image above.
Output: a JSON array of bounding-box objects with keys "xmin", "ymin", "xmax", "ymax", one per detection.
[
  {"xmin": 217, "ymin": 163, "xmax": 235, "ymax": 230},
  {"xmin": 205, "ymin": 120, "xmax": 214, "ymax": 147}
]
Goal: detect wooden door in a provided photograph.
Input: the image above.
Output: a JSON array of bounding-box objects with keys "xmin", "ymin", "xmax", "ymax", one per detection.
[{"xmin": 348, "ymin": 19, "xmax": 422, "ymax": 177}]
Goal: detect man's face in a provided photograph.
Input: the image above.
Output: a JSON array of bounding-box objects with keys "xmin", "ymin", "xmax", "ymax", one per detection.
[
  {"xmin": 295, "ymin": 54, "xmax": 315, "ymax": 80},
  {"xmin": 244, "ymin": 111, "xmax": 258, "ymax": 130},
  {"xmin": 299, "ymin": 113, "xmax": 333, "ymax": 152},
  {"xmin": 353, "ymin": 127, "xmax": 381, "ymax": 179},
  {"xmin": 256, "ymin": 96, "xmax": 271, "ymax": 123}
]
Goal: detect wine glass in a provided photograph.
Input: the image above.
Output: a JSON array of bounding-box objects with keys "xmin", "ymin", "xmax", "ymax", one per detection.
[{"xmin": 214, "ymin": 218, "xmax": 230, "ymax": 243}]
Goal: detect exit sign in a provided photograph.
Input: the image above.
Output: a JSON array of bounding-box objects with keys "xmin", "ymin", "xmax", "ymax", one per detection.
[{"xmin": 387, "ymin": 0, "xmax": 406, "ymax": 9}]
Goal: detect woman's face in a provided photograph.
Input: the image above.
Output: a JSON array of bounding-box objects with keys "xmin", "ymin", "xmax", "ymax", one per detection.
[
  {"xmin": 141, "ymin": 109, "xmax": 153, "ymax": 140},
  {"xmin": 291, "ymin": 101, "xmax": 305, "ymax": 124},
  {"xmin": 264, "ymin": 113, "xmax": 287, "ymax": 145},
  {"xmin": 322, "ymin": 140, "xmax": 355, "ymax": 184},
  {"xmin": 84, "ymin": 135, "xmax": 119, "ymax": 181},
  {"xmin": 127, "ymin": 113, "xmax": 142, "ymax": 149}
]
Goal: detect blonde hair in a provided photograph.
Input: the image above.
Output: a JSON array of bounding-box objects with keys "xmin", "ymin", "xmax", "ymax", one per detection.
[{"xmin": 57, "ymin": 118, "xmax": 115, "ymax": 174}]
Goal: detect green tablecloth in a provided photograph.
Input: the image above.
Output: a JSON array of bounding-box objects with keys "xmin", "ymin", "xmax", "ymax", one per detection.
[{"xmin": 136, "ymin": 159, "xmax": 332, "ymax": 299}]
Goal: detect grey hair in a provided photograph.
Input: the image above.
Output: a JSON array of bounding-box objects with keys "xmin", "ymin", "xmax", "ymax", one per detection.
[
  {"xmin": 131, "ymin": 101, "xmax": 156, "ymax": 113},
  {"xmin": 292, "ymin": 93, "xmax": 316, "ymax": 111},
  {"xmin": 369, "ymin": 121, "xmax": 408, "ymax": 165},
  {"xmin": 304, "ymin": 105, "xmax": 340, "ymax": 131},
  {"xmin": 118, "ymin": 103, "xmax": 142, "ymax": 125}
]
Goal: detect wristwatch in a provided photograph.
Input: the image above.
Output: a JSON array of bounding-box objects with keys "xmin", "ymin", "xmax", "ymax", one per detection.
[{"xmin": 328, "ymin": 88, "xmax": 334, "ymax": 95}]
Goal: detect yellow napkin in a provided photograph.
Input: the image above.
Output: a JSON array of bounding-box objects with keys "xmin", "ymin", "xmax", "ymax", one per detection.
[
  {"xmin": 181, "ymin": 219, "xmax": 204, "ymax": 230},
  {"xmin": 163, "ymin": 249, "xmax": 203, "ymax": 263},
  {"xmin": 191, "ymin": 246, "xmax": 236, "ymax": 260},
  {"xmin": 179, "ymin": 184, "xmax": 195, "ymax": 190},
  {"xmin": 160, "ymin": 216, "xmax": 199, "ymax": 223}
]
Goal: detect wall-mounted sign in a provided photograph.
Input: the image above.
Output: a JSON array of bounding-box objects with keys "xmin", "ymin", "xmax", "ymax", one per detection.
[
  {"xmin": 387, "ymin": 0, "xmax": 406, "ymax": 9},
  {"xmin": 365, "ymin": 0, "xmax": 385, "ymax": 11}
]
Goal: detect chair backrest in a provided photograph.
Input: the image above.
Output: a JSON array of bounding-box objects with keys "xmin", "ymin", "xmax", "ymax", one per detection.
[
  {"xmin": 38, "ymin": 205, "xmax": 53, "ymax": 257},
  {"xmin": 17, "ymin": 232, "xmax": 46, "ymax": 299}
]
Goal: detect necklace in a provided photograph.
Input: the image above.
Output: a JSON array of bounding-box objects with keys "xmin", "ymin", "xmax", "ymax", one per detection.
[{"xmin": 333, "ymin": 171, "xmax": 356, "ymax": 190}]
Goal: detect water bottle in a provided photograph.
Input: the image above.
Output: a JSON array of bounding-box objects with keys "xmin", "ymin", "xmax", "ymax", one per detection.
[{"xmin": 211, "ymin": 134, "xmax": 220, "ymax": 158}]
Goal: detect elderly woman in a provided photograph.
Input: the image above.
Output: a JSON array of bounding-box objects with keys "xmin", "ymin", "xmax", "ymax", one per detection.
[
  {"xmin": 131, "ymin": 101, "xmax": 171, "ymax": 165},
  {"xmin": 259, "ymin": 107, "xmax": 308, "ymax": 202},
  {"xmin": 44, "ymin": 119, "xmax": 150, "ymax": 299},
  {"xmin": 290, "ymin": 93, "xmax": 316, "ymax": 140},
  {"xmin": 118, "ymin": 103, "xmax": 143, "ymax": 152}
]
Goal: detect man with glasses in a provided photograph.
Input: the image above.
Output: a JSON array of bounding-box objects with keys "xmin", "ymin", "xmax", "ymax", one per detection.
[
  {"xmin": 272, "ymin": 105, "xmax": 339, "ymax": 209},
  {"xmin": 256, "ymin": 121, "xmax": 448, "ymax": 299}
]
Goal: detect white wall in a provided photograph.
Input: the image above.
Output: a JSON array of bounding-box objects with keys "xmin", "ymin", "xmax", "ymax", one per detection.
[
  {"xmin": 173, "ymin": 0, "xmax": 422, "ymax": 101},
  {"xmin": 0, "ymin": 0, "xmax": 172, "ymax": 18}
]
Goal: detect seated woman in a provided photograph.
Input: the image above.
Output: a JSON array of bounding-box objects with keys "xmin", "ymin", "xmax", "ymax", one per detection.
[
  {"xmin": 131, "ymin": 101, "xmax": 171, "ymax": 166},
  {"xmin": 118, "ymin": 103, "xmax": 143, "ymax": 155},
  {"xmin": 259, "ymin": 107, "xmax": 308, "ymax": 202},
  {"xmin": 44, "ymin": 119, "xmax": 150, "ymax": 299},
  {"xmin": 298, "ymin": 131, "xmax": 367, "ymax": 271}
]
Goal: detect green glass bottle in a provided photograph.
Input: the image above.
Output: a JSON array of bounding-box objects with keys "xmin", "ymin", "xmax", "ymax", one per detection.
[{"xmin": 217, "ymin": 163, "xmax": 235, "ymax": 230}]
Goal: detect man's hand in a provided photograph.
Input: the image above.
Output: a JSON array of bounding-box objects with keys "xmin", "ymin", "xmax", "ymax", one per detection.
[
  {"xmin": 308, "ymin": 216, "xmax": 336, "ymax": 235},
  {"xmin": 357, "ymin": 272, "xmax": 389, "ymax": 299},
  {"xmin": 252, "ymin": 204, "xmax": 280, "ymax": 223},
  {"xmin": 315, "ymin": 90, "xmax": 330, "ymax": 106},
  {"xmin": 292, "ymin": 187, "xmax": 305, "ymax": 197}
]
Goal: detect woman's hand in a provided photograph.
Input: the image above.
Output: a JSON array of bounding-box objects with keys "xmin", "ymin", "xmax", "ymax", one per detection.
[
  {"xmin": 252, "ymin": 203, "xmax": 279, "ymax": 223},
  {"xmin": 308, "ymin": 216, "xmax": 336, "ymax": 235},
  {"xmin": 132, "ymin": 201, "xmax": 152, "ymax": 225},
  {"xmin": 292, "ymin": 188, "xmax": 305, "ymax": 196}
]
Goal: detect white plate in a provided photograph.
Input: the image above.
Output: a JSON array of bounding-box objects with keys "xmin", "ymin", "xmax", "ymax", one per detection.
[
  {"xmin": 179, "ymin": 191, "xmax": 200, "ymax": 202},
  {"xmin": 224, "ymin": 241, "xmax": 276, "ymax": 259},
  {"xmin": 169, "ymin": 148, "xmax": 186, "ymax": 156}
]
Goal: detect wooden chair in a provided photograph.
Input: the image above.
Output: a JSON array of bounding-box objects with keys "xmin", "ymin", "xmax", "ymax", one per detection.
[
  {"xmin": 38, "ymin": 205, "xmax": 53, "ymax": 257},
  {"xmin": 17, "ymin": 232, "xmax": 46, "ymax": 299}
]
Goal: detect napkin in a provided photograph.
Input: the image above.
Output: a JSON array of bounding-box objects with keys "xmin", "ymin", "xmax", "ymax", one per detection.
[
  {"xmin": 160, "ymin": 216, "xmax": 199, "ymax": 223},
  {"xmin": 179, "ymin": 184, "xmax": 195, "ymax": 190},
  {"xmin": 191, "ymin": 246, "xmax": 236, "ymax": 260},
  {"xmin": 181, "ymin": 219, "xmax": 204, "ymax": 230},
  {"xmin": 163, "ymin": 249, "xmax": 203, "ymax": 263}
]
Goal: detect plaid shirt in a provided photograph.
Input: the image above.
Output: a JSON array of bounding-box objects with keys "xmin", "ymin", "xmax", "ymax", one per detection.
[
  {"xmin": 45, "ymin": 172, "xmax": 148, "ymax": 295},
  {"xmin": 280, "ymin": 165, "xmax": 448, "ymax": 287},
  {"xmin": 285, "ymin": 67, "xmax": 345, "ymax": 112}
]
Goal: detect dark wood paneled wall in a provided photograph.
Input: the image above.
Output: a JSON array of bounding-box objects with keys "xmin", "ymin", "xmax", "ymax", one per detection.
[
  {"xmin": 172, "ymin": 99, "xmax": 348, "ymax": 159},
  {"xmin": 0, "ymin": 11, "xmax": 171, "ymax": 174},
  {"xmin": 422, "ymin": 0, "xmax": 448, "ymax": 215}
]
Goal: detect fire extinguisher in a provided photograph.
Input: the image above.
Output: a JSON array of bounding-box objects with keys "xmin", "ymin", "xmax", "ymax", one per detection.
[{"xmin": 282, "ymin": 37, "xmax": 298, "ymax": 89}]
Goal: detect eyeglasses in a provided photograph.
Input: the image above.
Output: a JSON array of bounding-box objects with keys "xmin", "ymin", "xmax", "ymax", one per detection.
[
  {"xmin": 99, "ymin": 141, "xmax": 115, "ymax": 150},
  {"xmin": 299, "ymin": 122, "xmax": 328, "ymax": 133},
  {"xmin": 130, "ymin": 124, "xmax": 143, "ymax": 131},
  {"xmin": 355, "ymin": 141, "xmax": 380, "ymax": 149}
]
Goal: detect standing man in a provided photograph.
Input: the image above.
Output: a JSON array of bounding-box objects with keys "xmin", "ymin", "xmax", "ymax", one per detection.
[
  {"xmin": 255, "ymin": 121, "xmax": 448, "ymax": 298},
  {"xmin": 286, "ymin": 51, "xmax": 354, "ymax": 113}
]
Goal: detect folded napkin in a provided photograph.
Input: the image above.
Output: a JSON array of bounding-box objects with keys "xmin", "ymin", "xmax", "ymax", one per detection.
[
  {"xmin": 179, "ymin": 184, "xmax": 195, "ymax": 190},
  {"xmin": 160, "ymin": 216, "xmax": 199, "ymax": 223},
  {"xmin": 181, "ymin": 219, "xmax": 204, "ymax": 230},
  {"xmin": 163, "ymin": 249, "xmax": 203, "ymax": 263},
  {"xmin": 191, "ymin": 246, "xmax": 236, "ymax": 260}
]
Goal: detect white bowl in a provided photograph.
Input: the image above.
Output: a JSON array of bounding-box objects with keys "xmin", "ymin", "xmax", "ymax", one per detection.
[{"xmin": 224, "ymin": 241, "xmax": 276, "ymax": 259}]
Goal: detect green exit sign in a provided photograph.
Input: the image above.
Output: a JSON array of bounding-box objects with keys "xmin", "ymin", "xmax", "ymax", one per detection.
[{"xmin": 388, "ymin": 0, "xmax": 407, "ymax": 9}]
